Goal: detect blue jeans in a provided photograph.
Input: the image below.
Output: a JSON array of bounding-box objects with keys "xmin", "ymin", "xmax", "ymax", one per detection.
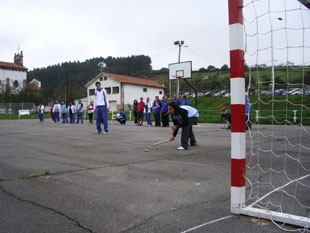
[
  {"xmin": 76, "ymin": 112, "xmax": 83, "ymax": 123},
  {"xmin": 62, "ymin": 113, "xmax": 68, "ymax": 123},
  {"xmin": 146, "ymin": 112, "xmax": 152, "ymax": 125},
  {"xmin": 54, "ymin": 112, "xmax": 60, "ymax": 122},
  {"xmin": 70, "ymin": 113, "xmax": 75, "ymax": 123},
  {"xmin": 39, "ymin": 112, "xmax": 44, "ymax": 122}
]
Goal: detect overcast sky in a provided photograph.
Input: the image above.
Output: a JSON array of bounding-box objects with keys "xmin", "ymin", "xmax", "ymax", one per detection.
[
  {"xmin": 1, "ymin": 0, "xmax": 309, "ymax": 72},
  {"xmin": 0, "ymin": 0, "xmax": 230, "ymax": 71}
]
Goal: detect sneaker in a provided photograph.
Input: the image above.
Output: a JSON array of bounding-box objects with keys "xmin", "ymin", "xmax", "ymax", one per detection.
[
  {"xmin": 190, "ymin": 143, "xmax": 197, "ymax": 146},
  {"xmin": 103, "ymin": 131, "xmax": 108, "ymax": 134},
  {"xmin": 177, "ymin": 146, "xmax": 185, "ymax": 150}
]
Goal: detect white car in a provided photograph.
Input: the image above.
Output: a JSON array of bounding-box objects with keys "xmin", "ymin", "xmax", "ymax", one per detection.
[{"xmin": 288, "ymin": 88, "xmax": 301, "ymax": 95}]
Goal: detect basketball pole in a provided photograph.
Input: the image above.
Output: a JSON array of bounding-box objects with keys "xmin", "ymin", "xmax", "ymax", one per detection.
[{"xmin": 174, "ymin": 40, "xmax": 184, "ymax": 97}]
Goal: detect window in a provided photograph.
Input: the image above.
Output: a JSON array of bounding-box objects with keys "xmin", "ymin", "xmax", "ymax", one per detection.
[
  {"xmin": 112, "ymin": 86, "xmax": 119, "ymax": 94},
  {"xmin": 159, "ymin": 91, "xmax": 163, "ymax": 95},
  {"xmin": 89, "ymin": 89, "xmax": 95, "ymax": 95},
  {"xmin": 105, "ymin": 87, "xmax": 111, "ymax": 94},
  {"xmin": 143, "ymin": 87, "xmax": 147, "ymax": 93},
  {"xmin": 13, "ymin": 80, "xmax": 19, "ymax": 88},
  {"xmin": 100, "ymin": 76, "xmax": 107, "ymax": 81}
]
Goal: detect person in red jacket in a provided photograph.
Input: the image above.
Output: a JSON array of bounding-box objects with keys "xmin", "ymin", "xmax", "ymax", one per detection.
[
  {"xmin": 137, "ymin": 97, "xmax": 145, "ymax": 126},
  {"xmin": 87, "ymin": 100, "xmax": 95, "ymax": 124}
]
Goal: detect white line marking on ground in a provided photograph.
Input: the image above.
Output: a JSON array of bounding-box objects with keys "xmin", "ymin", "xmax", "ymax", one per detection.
[{"xmin": 180, "ymin": 215, "xmax": 234, "ymax": 233}]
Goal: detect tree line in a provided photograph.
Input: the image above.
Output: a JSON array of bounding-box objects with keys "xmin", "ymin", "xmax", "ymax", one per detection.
[{"xmin": 1, "ymin": 55, "xmax": 153, "ymax": 105}]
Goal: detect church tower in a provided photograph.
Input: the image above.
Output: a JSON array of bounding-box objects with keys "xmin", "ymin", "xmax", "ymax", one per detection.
[{"xmin": 14, "ymin": 50, "xmax": 24, "ymax": 66}]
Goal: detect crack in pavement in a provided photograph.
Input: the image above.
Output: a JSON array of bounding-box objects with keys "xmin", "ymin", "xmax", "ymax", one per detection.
[{"xmin": 0, "ymin": 184, "xmax": 93, "ymax": 233}]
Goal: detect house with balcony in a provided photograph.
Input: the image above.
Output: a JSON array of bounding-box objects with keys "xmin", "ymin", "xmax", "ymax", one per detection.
[{"xmin": 84, "ymin": 72, "xmax": 165, "ymax": 112}]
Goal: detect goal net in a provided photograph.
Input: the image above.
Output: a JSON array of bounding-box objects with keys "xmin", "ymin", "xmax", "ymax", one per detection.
[{"xmin": 229, "ymin": 0, "xmax": 310, "ymax": 231}]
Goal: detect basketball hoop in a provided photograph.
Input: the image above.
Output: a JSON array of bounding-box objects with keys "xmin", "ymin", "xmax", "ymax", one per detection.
[{"xmin": 176, "ymin": 76, "xmax": 183, "ymax": 80}]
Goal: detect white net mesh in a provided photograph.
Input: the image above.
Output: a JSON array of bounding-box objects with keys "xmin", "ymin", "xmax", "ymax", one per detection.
[{"xmin": 242, "ymin": 0, "xmax": 310, "ymax": 231}]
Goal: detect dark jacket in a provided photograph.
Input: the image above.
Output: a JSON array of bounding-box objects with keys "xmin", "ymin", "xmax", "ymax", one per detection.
[{"xmin": 171, "ymin": 108, "xmax": 189, "ymax": 137}]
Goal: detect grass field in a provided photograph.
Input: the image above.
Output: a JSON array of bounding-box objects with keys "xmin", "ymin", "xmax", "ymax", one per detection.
[{"xmin": 2, "ymin": 95, "xmax": 309, "ymax": 125}]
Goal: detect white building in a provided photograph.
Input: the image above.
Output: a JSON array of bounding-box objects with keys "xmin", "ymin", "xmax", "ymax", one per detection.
[
  {"xmin": 85, "ymin": 72, "xmax": 165, "ymax": 112},
  {"xmin": 0, "ymin": 51, "xmax": 28, "ymax": 94}
]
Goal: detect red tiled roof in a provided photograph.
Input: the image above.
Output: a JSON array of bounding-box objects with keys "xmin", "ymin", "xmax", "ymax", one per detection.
[
  {"xmin": 101, "ymin": 72, "xmax": 164, "ymax": 89},
  {"xmin": 0, "ymin": 61, "xmax": 28, "ymax": 72}
]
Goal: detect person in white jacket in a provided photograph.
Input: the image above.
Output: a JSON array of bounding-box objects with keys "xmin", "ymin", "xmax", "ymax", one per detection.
[
  {"xmin": 180, "ymin": 105, "xmax": 199, "ymax": 146},
  {"xmin": 94, "ymin": 81, "xmax": 109, "ymax": 134},
  {"xmin": 144, "ymin": 97, "xmax": 153, "ymax": 126},
  {"xmin": 68, "ymin": 102, "xmax": 76, "ymax": 124}
]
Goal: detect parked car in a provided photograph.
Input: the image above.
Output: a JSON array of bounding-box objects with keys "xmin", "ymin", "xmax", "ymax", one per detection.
[
  {"xmin": 204, "ymin": 92, "xmax": 213, "ymax": 97},
  {"xmin": 288, "ymin": 88, "xmax": 301, "ymax": 95},
  {"xmin": 261, "ymin": 90, "xmax": 272, "ymax": 96},
  {"xmin": 213, "ymin": 90, "xmax": 227, "ymax": 97}
]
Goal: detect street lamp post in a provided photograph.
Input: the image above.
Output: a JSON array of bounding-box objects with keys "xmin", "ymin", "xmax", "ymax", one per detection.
[
  {"xmin": 271, "ymin": 17, "xmax": 283, "ymax": 96},
  {"xmin": 174, "ymin": 40, "xmax": 184, "ymax": 98}
]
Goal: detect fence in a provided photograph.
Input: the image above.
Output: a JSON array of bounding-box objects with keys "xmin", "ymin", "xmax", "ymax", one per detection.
[
  {"xmin": 0, "ymin": 103, "xmax": 36, "ymax": 115},
  {"xmin": 1, "ymin": 104, "xmax": 309, "ymax": 125}
]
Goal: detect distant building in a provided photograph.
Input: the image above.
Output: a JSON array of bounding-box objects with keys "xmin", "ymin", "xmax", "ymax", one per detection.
[
  {"xmin": 84, "ymin": 72, "xmax": 165, "ymax": 112},
  {"xmin": 29, "ymin": 78, "xmax": 41, "ymax": 88},
  {"xmin": 0, "ymin": 51, "xmax": 28, "ymax": 94}
]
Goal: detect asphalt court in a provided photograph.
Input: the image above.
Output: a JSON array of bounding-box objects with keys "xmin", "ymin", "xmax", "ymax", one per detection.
[{"xmin": 0, "ymin": 119, "xmax": 306, "ymax": 233}]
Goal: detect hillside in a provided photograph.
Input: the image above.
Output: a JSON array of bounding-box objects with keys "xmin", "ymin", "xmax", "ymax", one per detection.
[
  {"xmin": 188, "ymin": 95, "xmax": 310, "ymax": 125},
  {"xmin": 22, "ymin": 55, "xmax": 310, "ymax": 106},
  {"xmin": 149, "ymin": 65, "xmax": 309, "ymax": 96}
]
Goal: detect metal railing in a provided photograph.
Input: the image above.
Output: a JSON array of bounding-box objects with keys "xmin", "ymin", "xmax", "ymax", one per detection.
[{"xmin": 0, "ymin": 103, "xmax": 36, "ymax": 115}]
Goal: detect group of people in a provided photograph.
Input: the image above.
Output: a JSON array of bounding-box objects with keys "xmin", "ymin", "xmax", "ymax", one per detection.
[
  {"xmin": 38, "ymin": 82, "xmax": 253, "ymax": 151},
  {"xmin": 131, "ymin": 94, "xmax": 198, "ymax": 150},
  {"xmin": 43, "ymin": 99, "xmax": 87, "ymax": 124},
  {"xmin": 38, "ymin": 80, "xmax": 202, "ymax": 150},
  {"xmin": 132, "ymin": 94, "xmax": 191, "ymax": 128},
  {"xmin": 37, "ymin": 81, "xmax": 109, "ymax": 134}
]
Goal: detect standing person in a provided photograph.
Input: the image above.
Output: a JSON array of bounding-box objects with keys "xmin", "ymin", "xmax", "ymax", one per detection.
[
  {"xmin": 50, "ymin": 104, "xmax": 54, "ymax": 122},
  {"xmin": 76, "ymin": 99, "xmax": 84, "ymax": 124},
  {"xmin": 245, "ymin": 94, "xmax": 252, "ymax": 130},
  {"xmin": 68, "ymin": 102, "xmax": 76, "ymax": 124},
  {"xmin": 145, "ymin": 97, "xmax": 153, "ymax": 126},
  {"xmin": 53, "ymin": 100, "xmax": 61, "ymax": 123},
  {"xmin": 87, "ymin": 100, "xmax": 95, "ymax": 124},
  {"xmin": 116, "ymin": 108, "xmax": 127, "ymax": 125},
  {"xmin": 153, "ymin": 96, "xmax": 162, "ymax": 127},
  {"xmin": 172, "ymin": 93, "xmax": 181, "ymax": 106},
  {"xmin": 220, "ymin": 104, "xmax": 227, "ymax": 122},
  {"xmin": 94, "ymin": 81, "xmax": 109, "ymax": 134},
  {"xmin": 61, "ymin": 101, "xmax": 68, "ymax": 123},
  {"xmin": 161, "ymin": 96, "xmax": 169, "ymax": 127},
  {"xmin": 38, "ymin": 103, "xmax": 44, "ymax": 123},
  {"xmin": 133, "ymin": 99, "xmax": 138, "ymax": 125},
  {"xmin": 180, "ymin": 105, "xmax": 199, "ymax": 146},
  {"xmin": 137, "ymin": 97, "xmax": 145, "ymax": 126},
  {"xmin": 181, "ymin": 95, "xmax": 190, "ymax": 106},
  {"xmin": 167, "ymin": 102, "xmax": 190, "ymax": 150}
]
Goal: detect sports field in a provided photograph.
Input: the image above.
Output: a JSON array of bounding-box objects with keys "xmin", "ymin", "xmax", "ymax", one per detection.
[{"xmin": 0, "ymin": 120, "xmax": 305, "ymax": 232}]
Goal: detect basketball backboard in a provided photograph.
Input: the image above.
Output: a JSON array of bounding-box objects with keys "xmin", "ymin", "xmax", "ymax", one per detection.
[{"xmin": 169, "ymin": 61, "xmax": 192, "ymax": 80}]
